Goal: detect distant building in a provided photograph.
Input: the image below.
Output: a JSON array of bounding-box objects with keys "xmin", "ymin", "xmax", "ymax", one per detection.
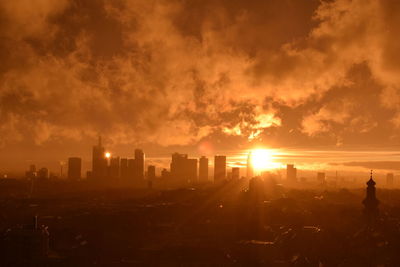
[
  {"xmin": 147, "ymin": 165, "xmax": 156, "ymax": 180},
  {"xmin": 134, "ymin": 149, "xmax": 145, "ymax": 180},
  {"xmin": 37, "ymin": 168, "xmax": 49, "ymax": 180},
  {"xmin": 214, "ymin": 155, "xmax": 226, "ymax": 182},
  {"xmin": 171, "ymin": 153, "xmax": 188, "ymax": 180},
  {"xmin": 109, "ymin": 157, "xmax": 120, "ymax": 180},
  {"xmin": 286, "ymin": 164, "xmax": 297, "ymax": 183},
  {"xmin": 92, "ymin": 136, "xmax": 107, "ymax": 179},
  {"xmin": 232, "ymin": 167, "xmax": 240, "ymax": 180},
  {"xmin": 68, "ymin": 157, "xmax": 81, "ymax": 180},
  {"xmin": 25, "ymin": 165, "xmax": 37, "ymax": 180},
  {"xmin": 387, "ymin": 173, "xmax": 394, "ymax": 186},
  {"xmin": 246, "ymin": 152, "xmax": 253, "ymax": 179},
  {"xmin": 317, "ymin": 172, "xmax": 326, "ymax": 184},
  {"xmin": 187, "ymin": 158, "xmax": 198, "ymax": 183},
  {"xmin": 199, "ymin": 156, "xmax": 209, "ymax": 182},
  {"xmin": 120, "ymin": 158, "xmax": 128, "ymax": 180},
  {"xmin": 127, "ymin": 159, "xmax": 136, "ymax": 182},
  {"xmin": 161, "ymin": 168, "xmax": 170, "ymax": 179},
  {"xmin": 362, "ymin": 171, "xmax": 379, "ymax": 220}
]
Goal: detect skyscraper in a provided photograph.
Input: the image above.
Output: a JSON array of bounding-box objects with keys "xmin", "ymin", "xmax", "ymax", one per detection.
[
  {"xmin": 246, "ymin": 152, "xmax": 253, "ymax": 179},
  {"xmin": 127, "ymin": 159, "xmax": 136, "ymax": 182},
  {"xmin": 68, "ymin": 157, "xmax": 81, "ymax": 180},
  {"xmin": 109, "ymin": 157, "xmax": 120, "ymax": 180},
  {"xmin": 134, "ymin": 149, "xmax": 145, "ymax": 180},
  {"xmin": 286, "ymin": 164, "xmax": 297, "ymax": 183},
  {"xmin": 199, "ymin": 156, "xmax": 209, "ymax": 182},
  {"xmin": 214, "ymin": 155, "xmax": 226, "ymax": 182},
  {"xmin": 187, "ymin": 158, "xmax": 198, "ymax": 183},
  {"xmin": 387, "ymin": 173, "xmax": 394, "ymax": 186},
  {"xmin": 147, "ymin": 165, "xmax": 156, "ymax": 180},
  {"xmin": 170, "ymin": 153, "xmax": 188, "ymax": 180},
  {"xmin": 92, "ymin": 136, "xmax": 106, "ymax": 179},
  {"xmin": 120, "ymin": 158, "xmax": 128, "ymax": 180},
  {"xmin": 317, "ymin": 172, "xmax": 326, "ymax": 184},
  {"xmin": 232, "ymin": 167, "xmax": 240, "ymax": 180}
]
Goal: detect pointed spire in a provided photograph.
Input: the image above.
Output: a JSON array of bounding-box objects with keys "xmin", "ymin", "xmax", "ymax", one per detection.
[{"xmin": 367, "ymin": 169, "xmax": 376, "ymax": 186}]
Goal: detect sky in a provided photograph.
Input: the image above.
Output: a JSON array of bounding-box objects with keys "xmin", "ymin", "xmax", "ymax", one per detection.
[{"xmin": 1, "ymin": 0, "xmax": 400, "ymax": 174}]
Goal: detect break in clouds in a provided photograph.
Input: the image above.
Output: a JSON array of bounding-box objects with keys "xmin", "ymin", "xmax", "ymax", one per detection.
[{"xmin": 1, "ymin": 0, "xmax": 400, "ymax": 152}]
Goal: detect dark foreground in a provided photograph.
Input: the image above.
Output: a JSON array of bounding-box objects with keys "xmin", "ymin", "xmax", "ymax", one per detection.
[{"xmin": 1, "ymin": 179, "xmax": 400, "ymax": 266}]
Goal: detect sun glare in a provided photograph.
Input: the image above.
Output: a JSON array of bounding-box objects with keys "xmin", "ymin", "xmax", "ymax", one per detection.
[
  {"xmin": 105, "ymin": 152, "xmax": 111, "ymax": 158},
  {"xmin": 250, "ymin": 149, "xmax": 275, "ymax": 172}
]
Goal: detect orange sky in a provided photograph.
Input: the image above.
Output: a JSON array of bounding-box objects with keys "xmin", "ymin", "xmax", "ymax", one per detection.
[{"xmin": 1, "ymin": 0, "xmax": 400, "ymax": 173}]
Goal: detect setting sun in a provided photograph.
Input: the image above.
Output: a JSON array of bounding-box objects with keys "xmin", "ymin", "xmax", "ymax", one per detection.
[
  {"xmin": 105, "ymin": 152, "xmax": 111, "ymax": 158},
  {"xmin": 250, "ymin": 149, "xmax": 276, "ymax": 172}
]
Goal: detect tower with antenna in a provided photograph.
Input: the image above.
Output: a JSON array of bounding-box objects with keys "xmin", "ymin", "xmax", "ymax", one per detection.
[{"xmin": 362, "ymin": 170, "xmax": 379, "ymax": 222}]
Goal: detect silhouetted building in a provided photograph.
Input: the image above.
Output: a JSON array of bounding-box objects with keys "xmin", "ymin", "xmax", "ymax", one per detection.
[
  {"xmin": 171, "ymin": 153, "xmax": 188, "ymax": 181},
  {"xmin": 120, "ymin": 158, "xmax": 128, "ymax": 180},
  {"xmin": 286, "ymin": 164, "xmax": 297, "ymax": 183},
  {"xmin": 37, "ymin": 168, "xmax": 49, "ymax": 180},
  {"xmin": 134, "ymin": 149, "xmax": 145, "ymax": 180},
  {"xmin": 25, "ymin": 165, "xmax": 37, "ymax": 180},
  {"xmin": 147, "ymin": 165, "xmax": 156, "ymax": 180},
  {"xmin": 363, "ymin": 171, "xmax": 379, "ymax": 220},
  {"xmin": 92, "ymin": 136, "xmax": 107, "ymax": 179},
  {"xmin": 187, "ymin": 159, "xmax": 198, "ymax": 183},
  {"xmin": 199, "ymin": 156, "xmax": 209, "ymax": 182},
  {"xmin": 387, "ymin": 173, "xmax": 394, "ymax": 186},
  {"xmin": 317, "ymin": 172, "xmax": 325, "ymax": 184},
  {"xmin": 247, "ymin": 152, "xmax": 253, "ymax": 179},
  {"xmin": 68, "ymin": 157, "xmax": 81, "ymax": 180},
  {"xmin": 161, "ymin": 168, "xmax": 170, "ymax": 179},
  {"xmin": 232, "ymin": 167, "xmax": 240, "ymax": 180},
  {"xmin": 109, "ymin": 157, "xmax": 120, "ymax": 180},
  {"xmin": 214, "ymin": 155, "xmax": 226, "ymax": 182},
  {"xmin": 127, "ymin": 159, "xmax": 136, "ymax": 182}
]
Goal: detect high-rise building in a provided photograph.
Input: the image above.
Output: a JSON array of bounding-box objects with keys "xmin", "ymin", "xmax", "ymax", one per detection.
[
  {"xmin": 387, "ymin": 173, "xmax": 394, "ymax": 186},
  {"xmin": 214, "ymin": 155, "xmax": 226, "ymax": 182},
  {"xmin": 232, "ymin": 167, "xmax": 240, "ymax": 180},
  {"xmin": 109, "ymin": 157, "xmax": 120, "ymax": 180},
  {"xmin": 127, "ymin": 159, "xmax": 136, "ymax": 181},
  {"xmin": 37, "ymin": 168, "xmax": 49, "ymax": 180},
  {"xmin": 171, "ymin": 153, "xmax": 188, "ymax": 180},
  {"xmin": 246, "ymin": 152, "xmax": 253, "ymax": 179},
  {"xmin": 187, "ymin": 158, "xmax": 198, "ymax": 183},
  {"xmin": 199, "ymin": 156, "xmax": 209, "ymax": 182},
  {"xmin": 134, "ymin": 149, "xmax": 145, "ymax": 180},
  {"xmin": 286, "ymin": 164, "xmax": 297, "ymax": 183},
  {"xmin": 120, "ymin": 158, "xmax": 128, "ymax": 180},
  {"xmin": 92, "ymin": 136, "xmax": 106, "ymax": 179},
  {"xmin": 161, "ymin": 168, "xmax": 170, "ymax": 179},
  {"xmin": 317, "ymin": 172, "xmax": 326, "ymax": 184},
  {"xmin": 68, "ymin": 157, "xmax": 81, "ymax": 180},
  {"xmin": 147, "ymin": 165, "xmax": 156, "ymax": 180}
]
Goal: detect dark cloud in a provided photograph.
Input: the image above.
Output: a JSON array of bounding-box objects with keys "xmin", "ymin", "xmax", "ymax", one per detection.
[{"xmin": 1, "ymin": 0, "xmax": 400, "ymax": 170}]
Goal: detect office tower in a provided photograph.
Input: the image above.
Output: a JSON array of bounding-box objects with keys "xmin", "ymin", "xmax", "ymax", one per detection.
[
  {"xmin": 246, "ymin": 152, "xmax": 253, "ymax": 179},
  {"xmin": 387, "ymin": 173, "xmax": 394, "ymax": 186},
  {"xmin": 161, "ymin": 168, "xmax": 170, "ymax": 179},
  {"xmin": 286, "ymin": 164, "xmax": 297, "ymax": 183},
  {"xmin": 232, "ymin": 167, "xmax": 240, "ymax": 180},
  {"xmin": 363, "ymin": 171, "xmax": 379, "ymax": 220},
  {"xmin": 127, "ymin": 159, "xmax": 136, "ymax": 181},
  {"xmin": 214, "ymin": 155, "xmax": 226, "ymax": 182},
  {"xmin": 187, "ymin": 158, "xmax": 198, "ymax": 183},
  {"xmin": 170, "ymin": 153, "xmax": 188, "ymax": 180},
  {"xmin": 120, "ymin": 158, "xmax": 128, "ymax": 180},
  {"xmin": 37, "ymin": 168, "xmax": 49, "ymax": 180},
  {"xmin": 109, "ymin": 157, "xmax": 120, "ymax": 180},
  {"xmin": 134, "ymin": 149, "xmax": 145, "ymax": 180},
  {"xmin": 68, "ymin": 157, "xmax": 81, "ymax": 180},
  {"xmin": 92, "ymin": 136, "xmax": 106, "ymax": 179},
  {"xmin": 25, "ymin": 165, "xmax": 37, "ymax": 180},
  {"xmin": 317, "ymin": 172, "xmax": 326, "ymax": 184},
  {"xmin": 199, "ymin": 156, "xmax": 209, "ymax": 182},
  {"xmin": 147, "ymin": 165, "xmax": 156, "ymax": 180}
]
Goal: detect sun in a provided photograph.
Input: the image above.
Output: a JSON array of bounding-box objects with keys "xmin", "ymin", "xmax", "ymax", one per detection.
[
  {"xmin": 105, "ymin": 152, "xmax": 111, "ymax": 159},
  {"xmin": 250, "ymin": 149, "xmax": 275, "ymax": 172}
]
